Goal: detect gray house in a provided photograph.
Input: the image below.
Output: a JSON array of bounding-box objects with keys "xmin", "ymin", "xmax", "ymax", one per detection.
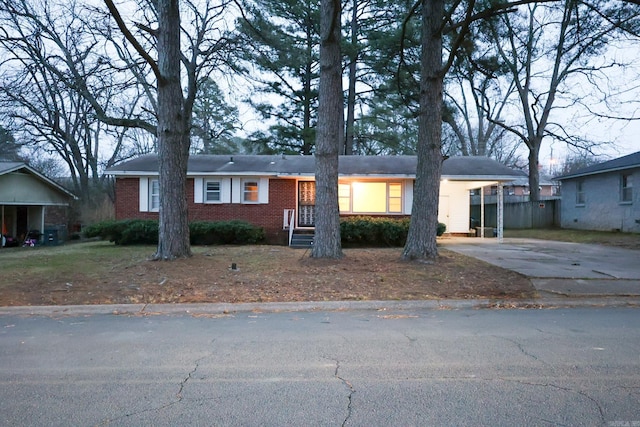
[
  {"xmin": 0, "ymin": 162, "xmax": 76, "ymax": 246},
  {"xmin": 555, "ymin": 151, "xmax": 639, "ymax": 233}
]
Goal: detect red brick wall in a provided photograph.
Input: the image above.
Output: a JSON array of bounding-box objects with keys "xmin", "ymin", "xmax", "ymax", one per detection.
[{"xmin": 115, "ymin": 177, "xmax": 297, "ymax": 244}]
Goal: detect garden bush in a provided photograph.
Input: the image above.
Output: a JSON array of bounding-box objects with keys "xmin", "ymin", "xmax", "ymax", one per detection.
[
  {"xmin": 84, "ymin": 219, "xmax": 265, "ymax": 245},
  {"xmin": 340, "ymin": 216, "xmax": 446, "ymax": 247},
  {"xmin": 83, "ymin": 219, "xmax": 158, "ymax": 245},
  {"xmin": 189, "ymin": 220, "xmax": 265, "ymax": 245}
]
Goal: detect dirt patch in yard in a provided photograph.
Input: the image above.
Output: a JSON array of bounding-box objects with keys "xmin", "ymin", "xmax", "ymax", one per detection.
[{"xmin": 0, "ymin": 245, "xmax": 535, "ymax": 306}]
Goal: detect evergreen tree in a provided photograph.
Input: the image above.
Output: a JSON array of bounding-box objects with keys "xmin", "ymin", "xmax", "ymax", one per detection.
[{"xmin": 236, "ymin": 0, "xmax": 319, "ymax": 154}]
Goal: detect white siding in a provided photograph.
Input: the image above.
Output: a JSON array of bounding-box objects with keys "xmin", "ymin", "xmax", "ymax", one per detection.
[{"xmin": 439, "ymin": 181, "xmax": 471, "ymax": 233}]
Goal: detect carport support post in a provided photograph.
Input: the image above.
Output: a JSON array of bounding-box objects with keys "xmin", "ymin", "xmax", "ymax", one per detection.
[
  {"xmin": 497, "ymin": 182, "xmax": 504, "ymax": 243},
  {"xmin": 480, "ymin": 187, "xmax": 485, "ymax": 238}
]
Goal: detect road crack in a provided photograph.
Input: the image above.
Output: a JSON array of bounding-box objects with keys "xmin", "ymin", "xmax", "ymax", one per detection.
[{"xmin": 328, "ymin": 358, "xmax": 355, "ymax": 427}]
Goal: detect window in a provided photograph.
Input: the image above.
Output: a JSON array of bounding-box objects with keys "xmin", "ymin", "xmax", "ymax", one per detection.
[
  {"xmin": 339, "ymin": 181, "xmax": 403, "ymax": 214},
  {"xmin": 205, "ymin": 180, "xmax": 221, "ymax": 203},
  {"xmin": 388, "ymin": 183, "xmax": 402, "ymax": 213},
  {"xmin": 576, "ymin": 180, "xmax": 585, "ymax": 205},
  {"xmin": 338, "ymin": 183, "xmax": 350, "ymax": 212},
  {"xmin": 621, "ymin": 174, "xmax": 633, "ymax": 203},
  {"xmin": 150, "ymin": 179, "xmax": 160, "ymax": 211},
  {"xmin": 243, "ymin": 180, "xmax": 259, "ymax": 203}
]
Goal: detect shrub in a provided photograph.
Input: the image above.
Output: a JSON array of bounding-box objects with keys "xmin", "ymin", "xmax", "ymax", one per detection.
[
  {"xmin": 340, "ymin": 216, "xmax": 446, "ymax": 247},
  {"xmin": 189, "ymin": 220, "xmax": 265, "ymax": 245},
  {"xmin": 340, "ymin": 216, "xmax": 409, "ymax": 247},
  {"xmin": 83, "ymin": 219, "xmax": 158, "ymax": 245},
  {"xmin": 84, "ymin": 219, "xmax": 265, "ymax": 246}
]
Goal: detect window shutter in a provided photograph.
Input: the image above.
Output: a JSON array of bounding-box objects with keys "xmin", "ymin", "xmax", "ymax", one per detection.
[
  {"xmin": 139, "ymin": 177, "xmax": 149, "ymax": 212},
  {"xmin": 259, "ymin": 178, "xmax": 269, "ymax": 204},
  {"xmin": 194, "ymin": 178, "xmax": 203, "ymax": 203},
  {"xmin": 221, "ymin": 178, "xmax": 231, "ymax": 203},
  {"xmin": 404, "ymin": 180, "xmax": 413, "ymax": 214},
  {"xmin": 231, "ymin": 178, "xmax": 241, "ymax": 203}
]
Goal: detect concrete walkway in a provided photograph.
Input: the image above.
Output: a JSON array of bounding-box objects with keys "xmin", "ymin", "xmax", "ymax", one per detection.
[{"xmin": 440, "ymin": 237, "xmax": 640, "ymax": 298}]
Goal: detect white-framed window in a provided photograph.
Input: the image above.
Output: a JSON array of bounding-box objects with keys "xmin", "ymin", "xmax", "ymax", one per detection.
[
  {"xmin": 621, "ymin": 173, "xmax": 633, "ymax": 203},
  {"xmin": 243, "ymin": 180, "xmax": 259, "ymax": 203},
  {"xmin": 149, "ymin": 179, "xmax": 160, "ymax": 211},
  {"xmin": 205, "ymin": 180, "xmax": 222, "ymax": 203},
  {"xmin": 339, "ymin": 181, "xmax": 404, "ymax": 214},
  {"xmin": 576, "ymin": 180, "xmax": 585, "ymax": 205},
  {"xmin": 388, "ymin": 182, "xmax": 402, "ymax": 213},
  {"xmin": 338, "ymin": 183, "xmax": 351, "ymax": 212}
]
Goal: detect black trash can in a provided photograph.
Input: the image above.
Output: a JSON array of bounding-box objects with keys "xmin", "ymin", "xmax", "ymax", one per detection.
[{"xmin": 44, "ymin": 229, "xmax": 59, "ymax": 246}]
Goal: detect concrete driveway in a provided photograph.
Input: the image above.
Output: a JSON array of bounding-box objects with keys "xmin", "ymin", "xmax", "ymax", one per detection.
[{"xmin": 440, "ymin": 237, "xmax": 640, "ymax": 297}]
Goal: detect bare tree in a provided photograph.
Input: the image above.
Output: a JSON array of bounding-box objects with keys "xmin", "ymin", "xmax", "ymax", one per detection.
[
  {"xmin": 99, "ymin": 0, "xmax": 237, "ymax": 259},
  {"xmin": 0, "ymin": 0, "xmax": 131, "ymax": 200},
  {"xmin": 486, "ymin": 1, "xmax": 639, "ymax": 201}
]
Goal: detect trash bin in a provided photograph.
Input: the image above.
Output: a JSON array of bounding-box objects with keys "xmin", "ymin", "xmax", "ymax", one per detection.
[
  {"xmin": 44, "ymin": 229, "xmax": 59, "ymax": 246},
  {"xmin": 474, "ymin": 226, "xmax": 496, "ymax": 237}
]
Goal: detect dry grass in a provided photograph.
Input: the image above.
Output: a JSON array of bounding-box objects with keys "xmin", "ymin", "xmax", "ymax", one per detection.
[{"xmin": 0, "ymin": 242, "xmax": 534, "ymax": 306}]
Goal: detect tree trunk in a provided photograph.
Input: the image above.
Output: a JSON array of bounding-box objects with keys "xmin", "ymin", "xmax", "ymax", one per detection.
[
  {"xmin": 402, "ymin": 0, "xmax": 443, "ymax": 261},
  {"xmin": 312, "ymin": 0, "xmax": 343, "ymax": 259},
  {"xmin": 154, "ymin": 0, "xmax": 192, "ymax": 260},
  {"xmin": 528, "ymin": 141, "xmax": 541, "ymax": 202},
  {"xmin": 343, "ymin": 0, "xmax": 358, "ymax": 156}
]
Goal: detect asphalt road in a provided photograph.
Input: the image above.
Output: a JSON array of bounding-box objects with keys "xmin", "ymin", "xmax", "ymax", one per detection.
[{"xmin": 1, "ymin": 307, "xmax": 639, "ymax": 426}]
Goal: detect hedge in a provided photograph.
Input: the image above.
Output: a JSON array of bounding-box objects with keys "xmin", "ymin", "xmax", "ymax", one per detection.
[
  {"xmin": 84, "ymin": 219, "xmax": 265, "ymax": 246},
  {"xmin": 340, "ymin": 216, "xmax": 446, "ymax": 247}
]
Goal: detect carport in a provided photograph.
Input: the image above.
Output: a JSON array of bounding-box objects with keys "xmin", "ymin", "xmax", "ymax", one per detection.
[{"xmin": 0, "ymin": 162, "xmax": 76, "ymax": 246}]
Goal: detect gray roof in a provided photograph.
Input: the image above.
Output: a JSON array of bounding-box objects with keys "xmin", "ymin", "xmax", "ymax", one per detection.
[
  {"xmin": 107, "ymin": 154, "xmax": 525, "ymax": 181},
  {"xmin": 555, "ymin": 151, "xmax": 640, "ymax": 180},
  {"xmin": 0, "ymin": 162, "xmax": 77, "ymax": 199}
]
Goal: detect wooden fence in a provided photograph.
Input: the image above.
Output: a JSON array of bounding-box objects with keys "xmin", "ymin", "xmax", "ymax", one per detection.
[{"xmin": 470, "ymin": 198, "xmax": 561, "ymax": 229}]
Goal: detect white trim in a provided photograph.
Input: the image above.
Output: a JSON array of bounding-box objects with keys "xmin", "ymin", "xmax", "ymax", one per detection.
[{"xmin": 139, "ymin": 177, "xmax": 149, "ymax": 212}]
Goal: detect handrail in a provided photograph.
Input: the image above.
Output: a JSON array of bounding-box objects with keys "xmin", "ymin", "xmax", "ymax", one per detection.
[{"xmin": 288, "ymin": 209, "xmax": 295, "ymax": 246}]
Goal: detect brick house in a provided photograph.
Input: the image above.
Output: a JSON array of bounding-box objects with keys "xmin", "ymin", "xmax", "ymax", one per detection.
[
  {"xmin": 555, "ymin": 151, "xmax": 639, "ymax": 233},
  {"xmin": 108, "ymin": 154, "xmax": 524, "ymax": 244}
]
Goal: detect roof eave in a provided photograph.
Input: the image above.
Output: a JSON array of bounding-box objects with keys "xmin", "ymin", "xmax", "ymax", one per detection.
[{"xmin": 556, "ymin": 164, "xmax": 639, "ymax": 180}]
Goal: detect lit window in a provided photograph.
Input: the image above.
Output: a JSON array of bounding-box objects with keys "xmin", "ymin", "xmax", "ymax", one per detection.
[
  {"xmin": 576, "ymin": 180, "xmax": 585, "ymax": 205},
  {"xmin": 243, "ymin": 180, "xmax": 259, "ymax": 203},
  {"xmin": 205, "ymin": 180, "xmax": 221, "ymax": 202},
  {"xmin": 338, "ymin": 183, "xmax": 350, "ymax": 212},
  {"xmin": 621, "ymin": 174, "xmax": 633, "ymax": 203},
  {"xmin": 339, "ymin": 182, "xmax": 403, "ymax": 214},
  {"xmin": 150, "ymin": 179, "xmax": 160, "ymax": 211}
]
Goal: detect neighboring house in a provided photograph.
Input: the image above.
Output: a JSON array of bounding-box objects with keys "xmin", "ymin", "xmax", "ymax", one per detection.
[
  {"xmin": 472, "ymin": 175, "xmax": 559, "ymax": 199},
  {"xmin": 0, "ymin": 162, "xmax": 77, "ymax": 246},
  {"xmin": 555, "ymin": 151, "xmax": 639, "ymax": 233},
  {"xmin": 107, "ymin": 154, "xmax": 524, "ymax": 244}
]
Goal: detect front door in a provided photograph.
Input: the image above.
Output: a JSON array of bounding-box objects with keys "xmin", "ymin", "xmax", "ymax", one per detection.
[{"xmin": 298, "ymin": 181, "xmax": 315, "ymax": 227}]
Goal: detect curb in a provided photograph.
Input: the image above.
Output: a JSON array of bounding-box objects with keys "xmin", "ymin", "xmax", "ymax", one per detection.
[{"xmin": 0, "ymin": 296, "xmax": 638, "ymax": 317}]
